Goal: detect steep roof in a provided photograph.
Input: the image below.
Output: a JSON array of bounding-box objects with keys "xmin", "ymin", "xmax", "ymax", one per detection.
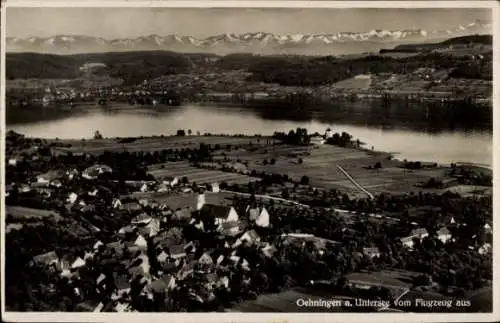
[{"xmin": 200, "ymin": 204, "xmax": 233, "ymax": 219}]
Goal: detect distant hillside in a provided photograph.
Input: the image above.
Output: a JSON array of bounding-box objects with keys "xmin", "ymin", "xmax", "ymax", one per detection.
[
  {"xmin": 441, "ymin": 34, "xmax": 492, "ymax": 45},
  {"xmin": 6, "ymin": 51, "xmax": 217, "ymax": 85},
  {"xmin": 6, "ymin": 34, "xmax": 493, "ymax": 87},
  {"xmin": 385, "ymin": 34, "xmax": 492, "ymax": 53}
]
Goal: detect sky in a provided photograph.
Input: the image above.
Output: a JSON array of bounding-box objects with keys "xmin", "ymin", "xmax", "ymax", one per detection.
[{"xmin": 6, "ymin": 8, "xmax": 492, "ymax": 39}]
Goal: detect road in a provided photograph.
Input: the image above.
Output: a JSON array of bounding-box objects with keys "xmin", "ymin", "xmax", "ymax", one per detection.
[{"xmin": 336, "ymin": 165, "xmax": 374, "ymax": 200}]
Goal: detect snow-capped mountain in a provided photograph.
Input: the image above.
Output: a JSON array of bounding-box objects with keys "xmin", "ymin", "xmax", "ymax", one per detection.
[{"xmin": 6, "ymin": 19, "xmax": 491, "ymax": 55}]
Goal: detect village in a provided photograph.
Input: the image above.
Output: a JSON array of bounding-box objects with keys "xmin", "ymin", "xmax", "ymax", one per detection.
[{"xmin": 4, "ymin": 128, "xmax": 493, "ymax": 312}]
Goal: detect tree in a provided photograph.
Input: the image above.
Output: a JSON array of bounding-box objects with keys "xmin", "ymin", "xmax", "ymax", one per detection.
[
  {"xmin": 188, "ymin": 129, "xmax": 192, "ymax": 136},
  {"xmin": 94, "ymin": 131, "xmax": 103, "ymax": 140},
  {"xmin": 374, "ymin": 162, "xmax": 382, "ymax": 169},
  {"xmin": 270, "ymin": 158, "xmax": 276, "ymax": 165},
  {"xmin": 298, "ymin": 158, "xmax": 303, "ymax": 164},
  {"xmin": 300, "ymin": 175, "xmax": 310, "ymax": 186},
  {"xmin": 177, "ymin": 129, "xmax": 186, "ymax": 136}
]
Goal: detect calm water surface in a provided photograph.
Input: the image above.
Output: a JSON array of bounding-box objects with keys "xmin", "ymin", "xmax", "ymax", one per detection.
[{"xmin": 7, "ymin": 104, "xmax": 492, "ymax": 167}]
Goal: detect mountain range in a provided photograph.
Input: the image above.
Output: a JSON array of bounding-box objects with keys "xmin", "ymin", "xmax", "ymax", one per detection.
[{"xmin": 6, "ymin": 19, "xmax": 491, "ymax": 56}]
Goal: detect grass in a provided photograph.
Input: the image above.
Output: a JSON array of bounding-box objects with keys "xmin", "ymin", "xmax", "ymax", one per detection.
[
  {"xmin": 219, "ymin": 143, "xmax": 451, "ymax": 195},
  {"xmin": 51, "ymin": 136, "xmax": 477, "ymax": 196},
  {"xmin": 147, "ymin": 161, "xmax": 260, "ymax": 185},
  {"xmin": 346, "ymin": 269, "xmax": 418, "ymax": 289},
  {"xmin": 52, "ymin": 135, "xmax": 270, "ymax": 154}
]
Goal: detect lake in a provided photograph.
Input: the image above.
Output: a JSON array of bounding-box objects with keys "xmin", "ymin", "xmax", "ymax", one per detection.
[{"xmin": 6, "ymin": 103, "xmax": 492, "ymax": 167}]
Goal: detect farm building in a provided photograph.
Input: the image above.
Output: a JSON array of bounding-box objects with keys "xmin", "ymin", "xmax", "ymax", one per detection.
[
  {"xmin": 199, "ymin": 203, "xmax": 240, "ymax": 235},
  {"xmin": 79, "ymin": 62, "xmax": 107, "ymax": 72},
  {"xmin": 36, "ymin": 170, "xmax": 65, "ymax": 184},
  {"xmin": 400, "ymin": 228, "xmax": 429, "ymax": 249},
  {"xmin": 437, "ymin": 227, "xmax": 452, "ymax": 243},
  {"xmin": 246, "ymin": 206, "xmax": 271, "ymax": 228},
  {"xmin": 162, "ymin": 176, "xmax": 180, "ymax": 187},
  {"xmin": 82, "ymin": 164, "xmax": 113, "ymax": 180}
]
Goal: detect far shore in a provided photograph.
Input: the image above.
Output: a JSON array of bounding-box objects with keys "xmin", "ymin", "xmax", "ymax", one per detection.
[{"xmin": 9, "ymin": 131, "xmax": 493, "ymax": 174}]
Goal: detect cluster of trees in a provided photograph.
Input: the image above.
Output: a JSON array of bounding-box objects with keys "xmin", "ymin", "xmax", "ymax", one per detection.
[
  {"xmin": 449, "ymin": 165, "xmax": 492, "ymax": 186},
  {"xmin": 272, "ymin": 128, "xmax": 310, "ymax": 145},
  {"xmin": 325, "ymin": 131, "xmax": 355, "ymax": 147},
  {"xmin": 7, "ymin": 51, "xmax": 192, "ymax": 84}
]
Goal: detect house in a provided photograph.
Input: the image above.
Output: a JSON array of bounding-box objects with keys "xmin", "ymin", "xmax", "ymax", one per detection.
[
  {"xmin": 138, "ymin": 218, "xmax": 160, "ymax": 238},
  {"xmin": 67, "ymin": 192, "xmax": 78, "ymax": 204},
  {"xmin": 157, "ymin": 183, "xmax": 170, "ymax": 193},
  {"xmin": 50, "ymin": 180, "xmax": 63, "ymax": 188},
  {"xmin": 106, "ymin": 241, "xmax": 125, "ymax": 258},
  {"xmin": 232, "ymin": 230, "xmax": 260, "ymax": 248},
  {"xmin": 400, "ymin": 228, "xmax": 429, "ymax": 249},
  {"xmin": 157, "ymin": 250, "xmax": 169, "ymax": 263},
  {"xmin": 310, "ymin": 136, "xmax": 325, "ymax": 145},
  {"xmin": 400, "ymin": 236, "xmax": 416, "ymax": 249},
  {"xmin": 18, "ymin": 184, "xmax": 32, "ymax": 193},
  {"xmin": 131, "ymin": 213, "xmax": 152, "ymax": 225},
  {"xmin": 197, "ymin": 252, "xmax": 215, "ymax": 272},
  {"xmin": 113, "ymin": 274, "xmax": 131, "ymax": 299},
  {"xmin": 140, "ymin": 183, "xmax": 149, "ymax": 192},
  {"xmin": 144, "ymin": 274, "xmax": 176, "ymax": 296},
  {"xmin": 37, "ymin": 170, "xmax": 65, "ymax": 184},
  {"xmin": 325, "ymin": 128, "xmax": 334, "ymax": 139},
  {"xmin": 437, "ymin": 227, "xmax": 452, "ymax": 243},
  {"xmin": 216, "ymin": 276, "xmax": 230, "ymax": 289},
  {"xmin": 362, "ymin": 247, "xmax": 381, "ymax": 259},
  {"xmin": 33, "ymin": 251, "xmax": 59, "ymax": 267},
  {"xmin": 162, "ymin": 176, "xmax": 179, "ymax": 187},
  {"xmin": 209, "ymin": 183, "xmax": 220, "ymax": 193},
  {"xmin": 484, "ymin": 223, "xmax": 492, "ymax": 235},
  {"xmin": 478, "ymin": 243, "xmax": 492, "ymax": 255},
  {"xmin": 229, "ymin": 256, "xmax": 250, "ymax": 271},
  {"xmin": 134, "ymin": 235, "xmax": 148, "ymax": 249},
  {"xmin": 410, "ymin": 228, "xmax": 429, "ymax": 239},
  {"xmin": 261, "ymin": 243, "xmax": 278, "ymax": 258},
  {"xmin": 199, "ymin": 203, "xmax": 239, "ymax": 233},
  {"xmin": 252, "ymin": 207, "xmax": 270, "ymax": 227},
  {"xmin": 66, "ymin": 168, "xmax": 79, "ymax": 180},
  {"xmin": 59, "ymin": 254, "xmax": 86, "ymax": 271},
  {"xmin": 8, "ymin": 157, "xmax": 19, "ymax": 166},
  {"xmin": 169, "ymin": 244, "xmax": 187, "ymax": 260},
  {"xmin": 82, "ymin": 164, "xmax": 113, "ymax": 180},
  {"xmin": 93, "ymin": 240, "xmax": 104, "ymax": 251},
  {"xmin": 122, "ymin": 202, "xmax": 142, "ymax": 212},
  {"xmin": 173, "ymin": 208, "xmax": 192, "ymax": 221},
  {"xmin": 112, "ymin": 198, "xmax": 122, "ymax": 209},
  {"xmin": 195, "ymin": 193, "xmax": 206, "ymax": 211}
]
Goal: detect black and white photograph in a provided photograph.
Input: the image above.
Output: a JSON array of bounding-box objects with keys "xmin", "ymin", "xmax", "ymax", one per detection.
[{"xmin": 1, "ymin": 1, "xmax": 497, "ymax": 321}]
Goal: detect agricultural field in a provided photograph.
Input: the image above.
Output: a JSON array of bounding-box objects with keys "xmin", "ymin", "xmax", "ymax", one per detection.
[
  {"xmin": 52, "ymin": 135, "xmax": 273, "ymax": 155},
  {"xmin": 147, "ymin": 161, "xmax": 260, "ymax": 185},
  {"xmin": 214, "ymin": 144, "xmax": 450, "ymax": 195},
  {"xmin": 331, "ymin": 75, "xmax": 372, "ymax": 90}
]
